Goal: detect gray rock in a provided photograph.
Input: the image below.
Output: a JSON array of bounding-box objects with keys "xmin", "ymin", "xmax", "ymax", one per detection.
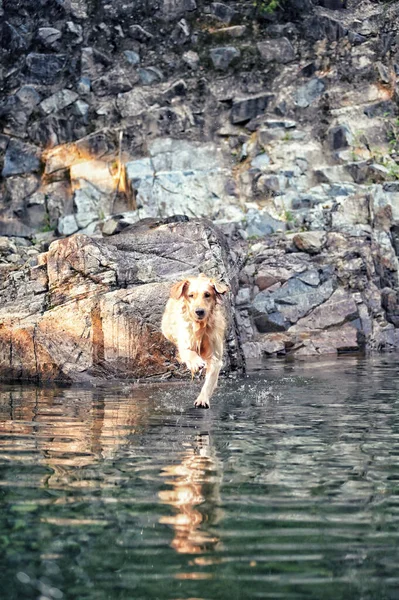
[
  {"xmin": 3, "ymin": 21, "xmax": 27, "ymax": 52},
  {"xmin": 297, "ymin": 269, "xmax": 320, "ymax": 287},
  {"xmin": 258, "ymin": 127, "xmax": 288, "ymax": 144},
  {"xmin": 66, "ymin": 21, "xmax": 83, "ymax": 42},
  {"xmin": 253, "ymin": 310, "xmax": 288, "ymax": 333},
  {"xmin": 210, "ymin": 2, "xmax": 235, "ymax": 24},
  {"xmin": 72, "ymin": 100, "xmax": 89, "ymax": 122},
  {"xmin": 330, "ymin": 194, "xmax": 370, "ymax": 233},
  {"xmin": 364, "ymin": 101, "xmax": 395, "ymax": 118},
  {"xmin": 210, "ymin": 46, "xmax": 240, "ymax": 70},
  {"xmin": 92, "ymin": 67, "xmax": 137, "ymax": 96},
  {"xmin": 128, "ymin": 24, "xmax": 153, "ymax": 41},
  {"xmin": 256, "ymin": 174, "xmax": 282, "ymax": 194},
  {"xmin": 0, "ymin": 217, "xmax": 33, "ymax": 238},
  {"xmin": 74, "ymin": 182, "xmax": 109, "ymax": 229},
  {"xmin": 116, "ymin": 89, "xmax": 149, "ymax": 117},
  {"xmin": 2, "ymin": 140, "xmax": 41, "ymax": 177},
  {"xmin": 383, "ymin": 182, "xmax": 399, "ymax": 193},
  {"xmin": 62, "ymin": 0, "xmax": 88, "ymax": 19},
  {"xmin": 182, "ymin": 50, "xmax": 200, "ymax": 69},
  {"xmin": 149, "ymin": 137, "xmax": 221, "ymax": 172},
  {"xmin": 328, "ymin": 124, "xmax": 352, "ymax": 150},
  {"xmin": 125, "ymin": 138, "xmax": 236, "ymax": 221},
  {"xmin": 368, "ymin": 163, "xmax": 390, "ymax": 182},
  {"xmin": 306, "ymin": 15, "xmax": 347, "ymax": 42},
  {"xmin": 376, "ymin": 62, "xmax": 390, "ymax": 84},
  {"xmin": 293, "ymin": 324, "xmax": 359, "ymax": 356},
  {"xmin": 16, "ymin": 86, "xmax": 41, "ymax": 107},
  {"xmin": 26, "ymin": 53, "xmax": 67, "ymax": 84},
  {"xmin": 259, "ymin": 333, "xmax": 288, "ymax": 356},
  {"xmin": 123, "ymin": 50, "xmax": 140, "ymax": 65},
  {"xmin": 235, "ymin": 287, "xmax": 251, "ymax": 306},
  {"xmin": 5, "ymin": 175, "xmax": 40, "ymax": 206},
  {"xmin": 161, "ymin": 0, "xmax": 197, "ymax": 19},
  {"xmin": 293, "ymin": 231, "xmax": 326, "ymax": 254},
  {"xmin": 81, "ymin": 47, "xmax": 112, "ymax": 79},
  {"xmin": 245, "ymin": 209, "xmax": 286, "ymax": 237},
  {"xmin": 70, "ymin": 158, "xmax": 115, "ymax": 197},
  {"xmin": 264, "ymin": 119, "xmax": 297, "ymax": 129},
  {"xmin": 163, "ymin": 79, "xmax": 187, "ymax": 101},
  {"xmin": 44, "ymin": 181, "xmax": 72, "ymax": 228},
  {"xmin": 347, "ymin": 31, "xmax": 368, "ymax": 45},
  {"xmin": 126, "ymin": 157, "xmax": 154, "ymax": 183},
  {"xmin": 102, "ymin": 213, "xmax": 139, "ymax": 236},
  {"xmin": 77, "ymin": 77, "xmax": 91, "ymax": 95},
  {"xmin": 231, "ymin": 93, "xmax": 273, "ymax": 124},
  {"xmin": 257, "ymin": 38, "xmax": 295, "ymax": 64},
  {"xmin": 1, "ymin": 136, "xmax": 9, "ymax": 155},
  {"xmin": 0, "ymin": 94, "xmax": 33, "ymax": 137},
  {"xmin": 40, "ymin": 89, "xmax": 79, "ymax": 115},
  {"xmin": 138, "ymin": 67, "xmax": 164, "ymax": 85},
  {"xmin": 135, "ymin": 104, "xmax": 192, "ymax": 139},
  {"xmin": 295, "ymin": 78, "xmax": 326, "ymax": 108},
  {"xmin": 345, "ymin": 161, "xmax": 370, "ymax": 184},
  {"xmin": 314, "ymin": 165, "xmax": 354, "ymax": 184},
  {"xmin": 171, "ymin": 19, "xmax": 190, "ymax": 44},
  {"xmin": 250, "ymin": 153, "xmax": 271, "ymax": 170},
  {"xmin": 58, "ymin": 214, "xmax": 79, "ymax": 235},
  {"xmin": 252, "ymin": 276, "xmax": 335, "ymax": 332},
  {"xmin": 37, "ymin": 27, "xmax": 62, "ymax": 48}
]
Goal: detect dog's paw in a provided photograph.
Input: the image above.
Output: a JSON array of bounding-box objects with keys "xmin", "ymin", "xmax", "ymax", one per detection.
[
  {"xmin": 185, "ymin": 351, "xmax": 205, "ymax": 374},
  {"xmin": 194, "ymin": 395, "xmax": 210, "ymax": 409}
]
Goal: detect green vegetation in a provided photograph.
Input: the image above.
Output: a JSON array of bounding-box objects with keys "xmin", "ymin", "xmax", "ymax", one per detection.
[
  {"xmin": 283, "ymin": 209, "xmax": 294, "ymax": 223},
  {"xmin": 386, "ymin": 162, "xmax": 399, "ymax": 180},
  {"xmin": 387, "ymin": 117, "xmax": 399, "ymax": 154},
  {"xmin": 40, "ymin": 212, "xmax": 54, "ymax": 233},
  {"xmin": 349, "ymin": 119, "xmax": 399, "ymax": 181},
  {"xmin": 254, "ymin": 0, "xmax": 282, "ymax": 14}
]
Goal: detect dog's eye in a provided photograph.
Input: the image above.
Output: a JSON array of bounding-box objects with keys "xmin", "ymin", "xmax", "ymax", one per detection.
[
  {"xmin": 188, "ymin": 293, "xmax": 194, "ymax": 298},
  {"xmin": 204, "ymin": 292, "xmax": 211, "ymax": 298}
]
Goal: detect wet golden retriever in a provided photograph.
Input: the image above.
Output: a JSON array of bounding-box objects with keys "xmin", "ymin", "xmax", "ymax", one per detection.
[{"xmin": 161, "ymin": 274, "xmax": 229, "ymax": 408}]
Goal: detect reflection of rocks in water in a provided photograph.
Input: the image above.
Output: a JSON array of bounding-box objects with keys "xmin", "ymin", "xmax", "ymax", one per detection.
[
  {"xmin": 0, "ymin": 385, "xmax": 152, "ymax": 488},
  {"xmin": 158, "ymin": 433, "xmax": 223, "ymax": 554}
]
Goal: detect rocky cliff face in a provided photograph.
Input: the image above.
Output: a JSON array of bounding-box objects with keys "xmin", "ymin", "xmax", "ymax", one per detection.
[{"xmin": 2, "ymin": 0, "xmax": 399, "ymax": 373}]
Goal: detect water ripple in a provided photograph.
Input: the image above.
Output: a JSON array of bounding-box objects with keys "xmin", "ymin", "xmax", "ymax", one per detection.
[{"xmin": 1, "ymin": 356, "xmax": 399, "ymax": 599}]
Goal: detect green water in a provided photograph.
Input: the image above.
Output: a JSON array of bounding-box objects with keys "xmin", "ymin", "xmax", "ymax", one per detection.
[{"xmin": 1, "ymin": 355, "xmax": 399, "ymax": 600}]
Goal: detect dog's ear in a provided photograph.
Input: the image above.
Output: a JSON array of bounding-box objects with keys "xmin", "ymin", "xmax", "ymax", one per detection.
[
  {"xmin": 170, "ymin": 279, "xmax": 189, "ymax": 300},
  {"xmin": 212, "ymin": 280, "xmax": 229, "ymax": 298}
]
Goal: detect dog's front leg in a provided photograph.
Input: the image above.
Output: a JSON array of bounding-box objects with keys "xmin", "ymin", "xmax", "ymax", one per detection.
[
  {"xmin": 178, "ymin": 338, "xmax": 205, "ymax": 374},
  {"xmin": 194, "ymin": 358, "xmax": 222, "ymax": 409}
]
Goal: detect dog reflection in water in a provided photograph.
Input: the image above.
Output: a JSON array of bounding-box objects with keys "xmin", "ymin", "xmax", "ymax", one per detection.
[{"xmin": 158, "ymin": 433, "xmax": 223, "ymax": 554}]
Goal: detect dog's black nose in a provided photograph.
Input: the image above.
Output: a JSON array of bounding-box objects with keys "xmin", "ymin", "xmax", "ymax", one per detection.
[{"xmin": 195, "ymin": 308, "xmax": 205, "ymax": 318}]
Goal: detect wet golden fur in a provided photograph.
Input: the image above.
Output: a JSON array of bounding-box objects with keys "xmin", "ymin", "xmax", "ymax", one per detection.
[{"xmin": 161, "ymin": 273, "xmax": 229, "ymax": 408}]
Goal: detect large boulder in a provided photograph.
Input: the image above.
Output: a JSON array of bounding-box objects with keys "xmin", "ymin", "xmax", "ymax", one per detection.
[{"xmin": 0, "ymin": 219, "xmax": 244, "ymax": 382}]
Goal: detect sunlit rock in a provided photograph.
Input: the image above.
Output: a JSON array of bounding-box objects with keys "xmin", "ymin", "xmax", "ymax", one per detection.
[{"xmin": 0, "ymin": 220, "xmax": 244, "ymax": 382}]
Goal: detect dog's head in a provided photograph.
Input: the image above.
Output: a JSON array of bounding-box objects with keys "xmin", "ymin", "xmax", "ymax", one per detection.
[{"xmin": 170, "ymin": 273, "xmax": 229, "ymax": 323}]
